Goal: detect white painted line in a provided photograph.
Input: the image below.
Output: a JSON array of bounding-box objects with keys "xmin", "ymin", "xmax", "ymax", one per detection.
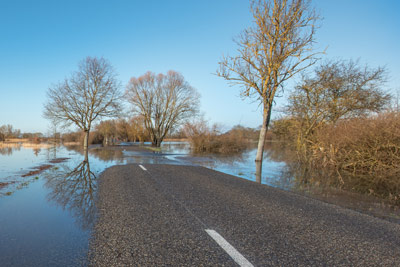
[
  {"xmin": 205, "ymin": 229, "xmax": 254, "ymax": 267},
  {"xmin": 139, "ymin": 165, "xmax": 147, "ymax": 171}
]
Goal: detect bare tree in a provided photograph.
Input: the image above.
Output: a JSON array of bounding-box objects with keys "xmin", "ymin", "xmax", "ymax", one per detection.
[
  {"xmin": 48, "ymin": 119, "xmax": 61, "ymax": 144},
  {"xmin": 44, "ymin": 57, "xmax": 122, "ymax": 154},
  {"xmin": 126, "ymin": 71, "xmax": 199, "ymax": 147},
  {"xmin": 0, "ymin": 124, "xmax": 20, "ymax": 139},
  {"xmin": 288, "ymin": 59, "xmax": 390, "ymax": 148},
  {"xmin": 0, "ymin": 126, "xmax": 5, "ymax": 141},
  {"xmin": 217, "ymin": 0, "xmax": 321, "ymax": 162}
]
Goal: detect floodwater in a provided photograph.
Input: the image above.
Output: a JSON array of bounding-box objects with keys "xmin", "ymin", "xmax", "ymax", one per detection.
[
  {"xmin": 0, "ymin": 145, "xmax": 121, "ymax": 266},
  {"xmin": 0, "ymin": 142, "xmax": 398, "ymax": 265}
]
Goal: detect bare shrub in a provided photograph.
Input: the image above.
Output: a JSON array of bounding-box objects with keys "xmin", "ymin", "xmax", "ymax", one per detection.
[
  {"xmin": 183, "ymin": 120, "xmax": 252, "ymax": 153},
  {"xmin": 62, "ymin": 132, "xmax": 82, "ymax": 143},
  {"xmin": 310, "ymin": 112, "xmax": 400, "ymax": 201}
]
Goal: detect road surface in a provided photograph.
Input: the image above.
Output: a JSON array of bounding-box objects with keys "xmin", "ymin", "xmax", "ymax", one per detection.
[{"xmin": 89, "ymin": 164, "xmax": 400, "ymax": 266}]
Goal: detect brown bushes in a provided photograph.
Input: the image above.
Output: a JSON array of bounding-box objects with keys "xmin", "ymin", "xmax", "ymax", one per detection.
[
  {"xmin": 183, "ymin": 120, "xmax": 255, "ymax": 153},
  {"xmin": 310, "ymin": 112, "xmax": 400, "ymax": 201},
  {"xmin": 62, "ymin": 132, "xmax": 82, "ymax": 143}
]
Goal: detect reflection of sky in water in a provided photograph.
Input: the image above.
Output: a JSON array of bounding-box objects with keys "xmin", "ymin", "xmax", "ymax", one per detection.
[
  {"xmin": 0, "ymin": 177, "xmax": 90, "ymax": 265},
  {"xmin": 0, "ymin": 146, "xmax": 46, "ymax": 178},
  {"xmin": 0, "ymin": 145, "xmax": 123, "ymax": 266}
]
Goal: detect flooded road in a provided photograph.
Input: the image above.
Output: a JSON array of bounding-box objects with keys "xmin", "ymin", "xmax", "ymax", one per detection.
[{"xmin": 0, "ymin": 142, "xmax": 398, "ymax": 265}]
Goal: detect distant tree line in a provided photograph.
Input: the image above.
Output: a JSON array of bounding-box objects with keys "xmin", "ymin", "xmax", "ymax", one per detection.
[
  {"xmin": 0, "ymin": 125, "xmax": 21, "ymax": 141},
  {"xmin": 0, "ymin": 124, "xmax": 45, "ymax": 143}
]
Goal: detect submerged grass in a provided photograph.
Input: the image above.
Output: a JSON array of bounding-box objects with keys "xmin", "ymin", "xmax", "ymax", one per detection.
[{"xmin": 145, "ymin": 146, "xmax": 162, "ymax": 152}]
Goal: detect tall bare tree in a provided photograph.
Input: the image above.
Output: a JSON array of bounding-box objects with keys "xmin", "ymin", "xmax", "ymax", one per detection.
[
  {"xmin": 44, "ymin": 57, "xmax": 122, "ymax": 154},
  {"xmin": 126, "ymin": 71, "xmax": 199, "ymax": 147},
  {"xmin": 217, "ymin": 0, "xmax": 321, "ymax": 162}
]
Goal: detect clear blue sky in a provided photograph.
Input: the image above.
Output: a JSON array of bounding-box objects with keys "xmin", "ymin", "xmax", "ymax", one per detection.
[{"xmin": 0, "ymin": 0, "xmax": 399, "ymax": 134}]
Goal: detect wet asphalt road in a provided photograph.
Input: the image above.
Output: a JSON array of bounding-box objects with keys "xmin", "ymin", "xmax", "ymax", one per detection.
[{"xmin": 89, "ymin": 164, "xmax": 400, "ymax": 266}]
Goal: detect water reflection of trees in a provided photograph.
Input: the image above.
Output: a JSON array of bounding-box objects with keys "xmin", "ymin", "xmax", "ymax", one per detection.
[
  {"xmin": 0, "ymin": 145, "xmax": 22, "ymax": 156},
  {"xmin": 64, "ymin": 145, "xmax": 124, "ymax": 163},
  {"xmin": 44, "ymin": 159, "xmax": 97, "ymax": 230},
  {"xmin": 89, "ymin": 148, "xmax": 124, "ymax": 162},
  {"xmin": 263, "ymin": 141, "xmax": 297, "ymax": 163},
  {"xmin": 0, "ymin": 147, "xmax": 14, "ymax": 156},
  {"xmin": 33, "ymin": 148, "xmax": 41, "ymax": 156},
  {"xmin": 162, "ymin": 142, "xmax": 190, "ymax": 154}
]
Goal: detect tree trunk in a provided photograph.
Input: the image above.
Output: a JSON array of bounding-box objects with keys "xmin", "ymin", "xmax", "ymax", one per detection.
[
  {"xmin": 255, "ymin": 105, "xmax": 272, "ymax": 162},
  {"xmin": 83, "ymin": 130, "xmax": 89, "ymax": 153},
  {"xmin": 84, "ymin": 148, "xmax": 89, "ymax": 162},
  {"xmin": 152, "ymin": 136, "xmax": 162, "ymax": 147},
  {"xmin": 256, "ymin": 161, "xmax": 262, "ymax": 183}
]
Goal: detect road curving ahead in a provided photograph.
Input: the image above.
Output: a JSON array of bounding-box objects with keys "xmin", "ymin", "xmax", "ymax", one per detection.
[{"xmin": 89, "ymin": 164, "xmax": 400, "ymax": 266}]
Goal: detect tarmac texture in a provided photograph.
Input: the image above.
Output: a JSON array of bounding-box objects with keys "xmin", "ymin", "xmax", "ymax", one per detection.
[{"xmin": 89, "ymin": 164, "xmax": 400, "ymax": 266}]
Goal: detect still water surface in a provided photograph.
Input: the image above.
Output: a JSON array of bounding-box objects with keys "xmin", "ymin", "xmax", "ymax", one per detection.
[{"xmin": 0, "ymin": 142, "xmax": 288, "ymax": 265}]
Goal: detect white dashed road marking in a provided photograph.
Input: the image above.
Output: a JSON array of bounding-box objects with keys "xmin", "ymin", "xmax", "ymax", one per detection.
[
  {"xmin": 205, "ymin": 229, "xmax": 254, "ymax": 267},
  {"xmin": 140, "ymin": 165, "xmax": 252, "ymax": 265},
  {"xmin": 139, "ymin": 165, "xmax": 147, "ymax": 171}
]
